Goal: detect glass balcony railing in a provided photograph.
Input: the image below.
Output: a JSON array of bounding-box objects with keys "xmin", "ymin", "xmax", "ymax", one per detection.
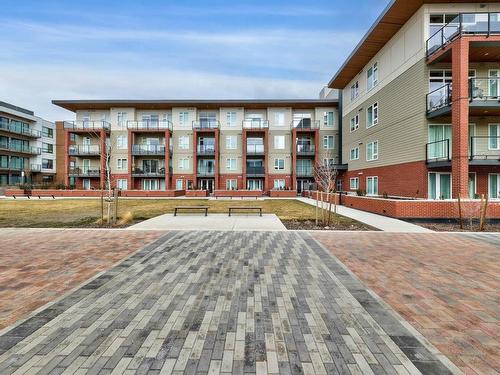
[
  {"xmin": 193, "ymin": 120, "xmax": 220, "ymax": 130},
  {"xmin": 0, "ymin": 141, "xmax": 41, "ymax": 155},
  {"xmin": 426, "ymin": 84, "xmax": 452, "ymax": 114},
  {"xmin": 296, "ymin": 166, "xmax": 314, "ymax": 177},
  {"xmin": 30, "ymin": 164, "xmax": 42, "ymax": 172},
  {"xmin": 132, "ymin": 144, "xmax": 166, "ymax": 155},
  {"xmin": 64, "ymin": 121, "xmax": 111, "ymax": 131},
  {"xmin": 197, "ymin": 145, "xmax": 216, "ymax": 155},
  {"xmin": 296, "ymin": 144, "xmax": 316, "ymax": 155},
  {"xmin": 68, "ymin": 167, "xmax": 101, "ymax": 177},
  {"xmin": 426, "ymin": 139, "xmax": 451, "ymax": 163},
  {"xmin": 242, "ymin": 119, "xmax": 269, "ymax": 129},
  {"xmin": 132, "ymin": 167, "xmax": 165, "ymax": 176},
  {"xmin": 246, "ymin": 144, "xmax": 265, "ymax": 154},
  {"xmin": 427, "ymin": 13, "xmax": 500, "ymax": 57},
  {"xmin": 197, "ymin": 168, "xmax": 215, "ymax": 176},
  {"xmin": 292, "ymin": 119, "xmax": 320, "ymax": 130},
  {"xmin": 470, "ymin": 136, "xmax": 500, "ymax": 161},
  {"xmin": 246, "ymin": 166, "xmax": 265, "ymax": 176},
  {"xmin": 68, "ymin": 145, "xmax": 101, "ymax": 155},
  {"xmin": 127, "ymin": 121, "xmax": 173, "ymax": 131},
  {"xmin": 0, "ymin": 120, "xmax": 41, "ymax": 138}
]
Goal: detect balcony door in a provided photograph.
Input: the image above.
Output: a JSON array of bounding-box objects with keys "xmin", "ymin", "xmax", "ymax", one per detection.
[
  {"xmin": 198, "ymin": 137, "xmax": 215, "ymax": 152},
  {"xmin": 199, "ymin": 112, "xmax": 217, "ymax": 128},
  {"xmin": 82, "ymin": 159, "xmax": 90, "ymax": 173},
  {"xmin": 198, "ymin": 159, "xmax": 215, "ymax": 174},
  {"xmin": 428, "ymin": 172, "xmax": 451, "ymax": 200},
  {"xmin": 428, "ymin": 125, "xmax": 451, "ymax": 160},
  {"xmin": 488, "ymin": 70, "xmax": 500, "ymax": 98},
  {"xmin": 142, "ymin": 159, "xmax": 159, "ymax": 173},
  {"xmin": 297, "ymin": 137, "xmax": 313, "ymax": 153},
  {"xmin": 293, "ymin": 113, "xmax": 312, "ymax": 129},
  {"xmin": 247, "ymin": 179, "xmax": 263, "ymax": 191},
  {"xmin": 247, "ymin": 137, "xmax": 264, "ymax": 153}
]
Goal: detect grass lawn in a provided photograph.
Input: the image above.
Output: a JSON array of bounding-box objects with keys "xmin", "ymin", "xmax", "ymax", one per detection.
[{"xmin": 0, "ymin": 198, "xmax": 370, "ymax": 229}]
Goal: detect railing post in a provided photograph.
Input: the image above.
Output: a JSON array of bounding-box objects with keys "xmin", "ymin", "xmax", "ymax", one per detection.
[{"xmin": 488, "ymin": 12, "xmax": 491, "ymax": 36}]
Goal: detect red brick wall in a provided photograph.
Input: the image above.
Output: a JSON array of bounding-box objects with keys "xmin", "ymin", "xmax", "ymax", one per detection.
[
  {"xmin": 213, "ymin": 190, "xmax": 263, "ymax": 197},
  {"xmin": 185, "ymin": 190, "xmax": 208, "ymax": 197},
  {"xmin": 269, "ymin": 190, "xmax": 297, "ymax": 198},
  {"xmin": 6, "ymin": 189, "xmax": 186, "ymax": 198},
  {"xmin": 218, "ymin": 174, "xmax": 245, "ymax": 190},
  {"xmin": 266, "ymin": 174, "xmax": 293, "ymax": 191}
]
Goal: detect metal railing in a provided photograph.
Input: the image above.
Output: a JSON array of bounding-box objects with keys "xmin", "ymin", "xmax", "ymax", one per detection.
[
  {"xmin": 196, "ymin": 144, "xmax": 216, "ymax": 155},
  {"xmin": 0, "ymin": 120, "xmax": 41, "ymax": 138},
  {"xmin": 132, "ymin": 167, "xmax": 165, "ymax": 177},
  {"xmin": 292, "ymin": 119, "xmax": 320, "ymax": 130},
  {"xmin": 132, "ymin": 144, "xmax": 166, "ymax": 155},
  {"xmin": 68, "ymin": 168, "xmax": 101, "ymax": 177},
  {"xmin": 242, "ymin": 119, "xmax": 269, "ymax": 129},
  {"xmin": 246, "ymin": 144, "xmax": 265, "ymax": 154},
  {"xmin": 296, "ymin": 166, "xmax": 314, "ymax": 177},
  {"xmin": 192, "ymin": 120, "xmax": 220, "ymax": 130},
  {"xmin": 470, "ymin": 136, "xmax": 500, "ymax": 160},
  {"xmin": 426, "ymin": 139, "xmax": 451, "ymax": 163},
  {"xmin": 469, "ymin": 77, "xmax": 500, "ymax": 101},
  {"xmin": 296, "ymin": 144, "xmax": 316, "ymax": 155},
  {"xmin": 197, "ymin": 168, "xmax": 215, "ymax": 177},
  {"xmin": 426, "ymin": 84, "xmax": 452, "ymax": 113},
  {"xmin": 63, "ymin": 121, "xmax": 111, "ymax": 131},
  {"xmin": 0, "ymin": 141, "xmax": 41, "ymax": 155},
  {"xmin": 427, "ymin": 12, "xmax": 500, "ymax": 57},
  {"xmin": 246, "ymin": 166, "xmax": 265, "ymax": 176},
  {"xmin": 30, "ymin": 164, "xmax": 42, "ymax": 172},
  {"xmin": 68, "ymin": 145, "xmax": 101, "ymax": 155},
  {"xmin": 127, "ymin": 120, "xmax": 173, "ymax": 131}
]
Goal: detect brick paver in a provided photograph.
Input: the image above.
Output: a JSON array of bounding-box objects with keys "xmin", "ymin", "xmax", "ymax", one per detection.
[
  {"xmin": 312, "ymin": 232, "xmax": 500, "ymax": 375},
  {"xmin": 0, "ymin": 229, "xmax": 166, "ymax": 330},
  {"xmin": 0, "ymin": 231, "xmax": 453, "ymax": 374}
]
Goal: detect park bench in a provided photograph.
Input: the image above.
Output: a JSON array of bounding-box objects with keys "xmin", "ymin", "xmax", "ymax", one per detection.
[
  {"xmin": 174, "ymin": 206, "xmax": 209, "ymax": 216},
  {"xmin": 12, "ymin": 194, "xmax": 55, "ymax": 200},
  {"xmin": 228, "ymin": 207, "xmax": 262, "ymax": 217}
]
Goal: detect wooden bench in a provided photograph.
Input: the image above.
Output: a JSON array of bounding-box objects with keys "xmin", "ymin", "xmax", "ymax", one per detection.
[
  {"xmin": 174, "ymin": 206, "xmax": 209, "ymax": 216},
  {"xmin": 228, "ymin": 207, "xmax": 262, "ymax": 217},
  {"xmin": 12, "ymin": 194, "xmax": 55, "ymax": 200}
]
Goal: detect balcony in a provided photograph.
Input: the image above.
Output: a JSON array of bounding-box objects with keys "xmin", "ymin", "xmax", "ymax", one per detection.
[
  {"xmin": 197, "ymin": 145, "xmax": 216, "ymax": 156},
  {"xmin": 132, "ymin": 167, "xmax": 166, "ymax": 177},
  {"xmin": 0, "ymin": 120, "xmax": 41, "ymax": 138},
  {"xmin": 197, "ymin": 168, "xmax": 215, "ymax": 177},
  {"xmin": 296, "ymin": 144, "xmax": 316, "ymax": 156},
  {"xmin": 426, "ymin": 84, "xmax": 452, "ymax": 117},
  {"xmin": 68, "ymin": 167, "xmax": 101, "ymax": 177},
  {"xmin": 127, "ymin": 120, "xmax": 173, "ymax": 131},
  {"xmin": 69, "ymin": 145, "xmax": 101, "ymax": 156},
  {"xmin": 192, "ymin": 120, "xmax": 220, "ymax": 130},
  {"xmin": 30, "ymin": 164, "xmax": 42, "ymax": 172},
  {"xmin": 296, "ymin": 166, "xmax": 314, "ymax": 177},
  {"xmin": 63, "ymin": 121, "xmax": 111, "ymax": 131},
  {"xmin": 427, "ymin": 13, "xmax": 500, "ymax": 58},
  {"xmin": 426, "ymin": 139, "xmax": 451, "ymax": 166},
  {"xmin": 470, "ymin": 136, "xmax": 500, "ymax": 164},
  {"xmin": 0, "ymin": 141, "xmax": 41, "ymax": 155},
  {"xmin": 132, "ymin": 144, "xmax": 166, "ymax": 156},
  {"xmin": 292, "ymin": 119, "xmax": 320, "ymax": 130},
  {"xmin": 246, "ymin": 144, "xmax": 265, "ymax": 155},
  {"xmin": 246, "ymin": 166, "xmax": 265, "ymax": 177},
  {"xmin": 243, "ymin": 119, "xmax": 269, "ymax": 129}
]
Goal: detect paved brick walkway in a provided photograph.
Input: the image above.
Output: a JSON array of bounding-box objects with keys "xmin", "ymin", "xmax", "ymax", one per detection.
[
  {"xmin": 312, "ymin": 232, "xmax": 500, "ymax": 375},
  {"xmin": 0, "ymin": 231, "xmax": 453, "ymax": 374},
  {"xmin": 0, "ymin": 229, "xmax": 166, "ymax": 330}
]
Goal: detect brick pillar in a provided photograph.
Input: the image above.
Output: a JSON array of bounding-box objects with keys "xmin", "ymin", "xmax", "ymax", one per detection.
[
  {"xmin": 165, "ymin": 130, "xmax": 170, "ymax": 190},
  {"xmin": 451, "ymin": 38, "xmax": 470, "ymax": 199},
  {"xmin": 242, "ymin": 130, "xmax": 247, "ymax": 190},
  {"xmin": 291, "ymin": 129, "xmax": 297, "ymax": 190},
  {"xmin": 128, "ymin": 129, "xmax": 133, "ymax": 190},
  {"xmin": 314, "ymin": 129, "xmax": 320, "ymax": 167},
  {"xmin": 264, "ymin": 129, "xmax": 269, "ymax": 193},
  {"xmin": 100, "ymin": 129, "xmax": 106, "ymax": 190},
  {"xmin": 64, "ymin": 130, "xmax": 70, "ymax": 186},
  {"xmin": 214, "ymin": 130, "xmax": 220, "ymax": 190},
  {"xmin": 192, "ymin": 130, "xmax": 197, "ymax": 189}
]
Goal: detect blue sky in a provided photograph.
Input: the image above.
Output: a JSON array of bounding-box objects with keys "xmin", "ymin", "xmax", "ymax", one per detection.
[{"xmin": 0, "ymin": 0, "xmax": 390, "ymax": 120}]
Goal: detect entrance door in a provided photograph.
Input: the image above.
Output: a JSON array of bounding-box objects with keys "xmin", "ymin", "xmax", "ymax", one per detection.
[
  {"xmin": 247, "ymin": 179, "xmax": 263, "ymax": 191},
  {"xmin": 82, "ymin": 178, "xmax": 91, "ymax": 190},
  {"xmin": 297, "ymin": 179, "xmax": 311, "ymax": 194},
  {"xmin": 199, "ymin": 179, "xmax": 214, "ymax": 193}
]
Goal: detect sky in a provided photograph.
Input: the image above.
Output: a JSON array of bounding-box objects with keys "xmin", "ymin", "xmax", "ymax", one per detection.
[{"xmin": 0, "ymin": 0, "xmax": 390, "ymax": 120}]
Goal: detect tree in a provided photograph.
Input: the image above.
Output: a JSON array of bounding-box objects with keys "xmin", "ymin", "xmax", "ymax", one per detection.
[{"xmin": 313, "ymin": 154, "xmax": 338, "ymax": 227}]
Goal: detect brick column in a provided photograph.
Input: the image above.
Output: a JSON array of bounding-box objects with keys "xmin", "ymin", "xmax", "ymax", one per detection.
[
  {"xmin": 165, "ymin": 130, "xmax": 170, "ymax": 190},
  {"xmin": 291, "ymin": 129, "xmax": 297, "ymax": 190},
  {"xmin": 128, "ymin": 129, "xmax": 133, "ymax": 190},
  {"xmin": 242, "ymin": 130, "xmax": 247, "ymax": 190},
  {"xmin": 214, "ymin": 130, "xmax": 220, "ymax": 190},
  {"xmin": 64, "ymin": 130, "xmax": 70, "ymax": 186},
  {"xmin": 451, "ymin": 38, "xmax": 470, "ymax": 199},
  {"xmin": 314, "ymin": 129, "xmax": 320, "ymax": 167},
  {"xmin": 192, "ymin": 130, "xmax": 197, "ymax": 189},
  {"xmin": 264, "ymin": 129, "xmax": 269, "ymax": 193},
  {"xmin": 100, "ymin": 129, "xmax": 106, "ymax": 190}
]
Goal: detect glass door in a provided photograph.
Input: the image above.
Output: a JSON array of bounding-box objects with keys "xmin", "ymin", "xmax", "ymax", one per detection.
[
  {"xmin": 428, "ymin": 125, "xmax": 451, "ymax": 160},
  {"xmin": 489, "ymin": 70, "xmax": 500, "ymax": 98},
  {"xmin": 247, "ymin": 179, "xmax": 263, "ymax": 191},
  {"xmin": 428, "ymin": 172, "xmax": 451, "ymax": 199},
  {"xmin": 82, "ymin": 159, "xmax": 90, "ymax": 173}
]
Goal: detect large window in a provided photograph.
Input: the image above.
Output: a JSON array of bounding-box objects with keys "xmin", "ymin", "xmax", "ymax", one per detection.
[
  {"xmin": 273, "ymin": 179, "xmax": 285, "ymax": 190},
  {"xmin": 323, "ymin": 111, "xmax": 334, "ymax": 127},
  {"xmin": 366, "ymin": 141, "xmax": 378, "ymax": 161},
  {"xmin": 179, "ymin": 112, "xmax": 189, "ymax": 126},
  {"xmin": 366, "ymin": 176, "xmax": 378, "ymax": 196},
  {"xmin": 350, "ymin": 177, "xmax": 359, "ymax": 190},
  {"xmin": 428, "ymin": 125, "xmax": 451, "ymax": 159},
  {"xmin": 323, "ymin": 135, "xmax": 335, "ymax": 150},
  {"xmin": 429, "ymin": 172, "xmax": 451, "ymax": 200},
  {"xmin": 350, "ymin": 147, "xmax": 359, "ymax": 161},
  {"xmin": 178, "ymin": 136, "xmax": 189, "ymax": 149},
  {"xmin": 226, "ymin": 111, "xmax": 237, "ymax": 127},
  {"xmin": 274, "ymin": 135, "xmax": 285, "ymax": 150},
  {"xmin": 429, "ymin": 13, "xmax": 459, "ymax": 35},
  {"xmin": 489, "ymin": 174, "xmax": 500, "ymax": 199},
  {"xmin": 42, "ymin": 126, "xmax": 53, "ymax": 138},
  {"xmin": 350, "ymin": 81, "xmax": 359, "ymax": 100},
  {"xmin": 274, "ymin": 158, "xmax": 284, "ymax": 170},
  {"xmin": 489, "ymin": 124, "xmax": 499, "ymax": 150},
  {"xmin": 117, "ymin": 135, "xmax": 128, "ymax": 150},
  {"xmin": 367, "ymin": 62, "xmax": 378, "ymax": 91},
  {"xmin": 274, "ymin": 111, "xmax": 285, "ymax": 126},
  {"xmin": 226, "ymin": 158, "xmax": 237, "ymax": 171},
  {"xmin": 117, "ymin": 179, "xmax": 128, "ymax": 190},
  {"xmin": 117, "ymin": 158, "xmax": 128, "ymax": 170},
  {"xmin": 42, "ymin": 159, "xmax": 53, "ymax": 169},
  {"xmin": 350, "ymin": 115, "xmax": 359, "ymax": 132},
  {"xmin": 176, "ymin": 179, "xmax": 183, "ymax": 190},
  {"xmin": 117, "ymin": 112, "xmax": 128, "ymax": 129},
  {"xmin": 42, "ymin": 143, "xmax": 53, "ymax": 154},
  {"xmin": 226, "ymin": 179, "xmax": 237, "ymax": 190},
  {"xmin": 178, "ymin": 158, "xmax": 189, "ymax": 170},
  {"xmin": 226, "ymin": 135, "xmax": 237, "ymax": 149},
  {"xmin": 367, "ymin": 102, "xmax": 378, "ymax": 128}
]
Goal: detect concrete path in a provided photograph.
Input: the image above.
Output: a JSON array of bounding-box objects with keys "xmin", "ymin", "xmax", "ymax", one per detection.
[
  {"xmin": 128, "ymin": 213, "xmax": 287, "ymax": 231},
  {"xmin": 297, "ymin": 197, "xmax": 432, "ymax": 233},
  {"xmin": 0, "ymin": 231, "xmax": 453, "ymax": 374}
]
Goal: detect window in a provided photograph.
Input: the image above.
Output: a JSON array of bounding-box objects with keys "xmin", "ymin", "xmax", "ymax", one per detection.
[
  {"xmin": 274, "ymin": 158, "xmax": 285, "ymax": 170},
  {"xmin": 117, "ymin": 112, "xmax": 128, "ymax": 129},
  {"xmin": 274, "ymin": 111, "xmax": 285, "ymax": 126},
  {"xmin": 42, "ymin": 143, "xmax": 53, "ymax": 154},
  {"xmin": 117, "ymin": 135, "xmax": 128, "ymax": 150},
  {"xmin": 273, "ymin": 179, "xmax": 285, "ymax": 190},
  {"xmin": 350, "ymin": 147, "xmax": 359, "ymax": 160},
  {"xmin": 226, "ymin": 135, "xmax": 237, "ymax": 149},
  {"xmin": 178, "ymin": 136, "xmax": 189, "ymax": 149},
  {"xmin": 117, "ymin": 158, "xmax": 128, "ymax": 170},
  {"xmin": 226, "ymin": 179, "xmax": 237, "ymax": 190},
  {"xmin": 323, "ymin": 111, "xmax": 334, "ymax": 127},
  {"xmin": 428, "ymin": 125, "xmax": 451, "ymax": 160},
  {"xmin": 42, "ymin": 159, "xmax": 53, "ymax": 169},
  {"xmin": 489, "ymin": 124, "xmax": 499, "ymax": 150},
  {"xmin": 366, "ymin": 177, "xmax": 378, "ymax": 196},
  {"xmin": 367, "ymin": 62, "xmax": 378, "ymax": 90},
  {"xmin": 350, "ymin": 177, "xmax": 359, "ymax": 190},
  {"xmin": 274, "ymin": 135, "xmax": 285, "ymax": 149},
  {"xmin": 176, "ymin": 179, "xmax": 183, "ymax": 190},
  {"xmin": 226, "ymin": 112, "xmax": 237, "ymax": 127},
  {"xmin": 226, "ymin": 158, "xmax": 237, "ymax": 170},
  {"xmin": 179, "ymin": 112, "xmax": 189, "ymax": 126},
  {"xmin": 42, "ymin": 126, "xmax": 53, "ymax": 138},
  {"xmin": 350, "ymin": 81, "xmax": 359, "ymax": 100},
  {"xmin": 367, "ymin": 141, "xmax": 378, "ymax": 161},
  {"xmin": 489, "ymin": 174, "xmax": 500, "ymax": 199},
  {"xmin": 350, "ymin": 115, "xmax": 359, "ymax": 132},
  {"xmin": 117, "ymin": 179, "xmax": 128, "ymax": 190},
  {"xmin": 429, "ymin": 172, "xmax": 451, "ymax": 199},
  {"xmin": 70, "ymin": 133, "xmax": 76, "ymax": 142},
  {"xmin": 429, "ymin": 13, "xmax": 459, "ymax": 35},
  {"xmin": 178, "ymin": 158, "xmax": 189, "ymax": 170},
  {"xmin": 469, "ymin": 173, "xmax": 477, "ymax": 199},
  {"xmin": 367, "ymin": 102, "xmax": 378, "ymax": 128},
  {"xmin": 323, "ymin": 135, "xmax": 334, "ymax": 149}
]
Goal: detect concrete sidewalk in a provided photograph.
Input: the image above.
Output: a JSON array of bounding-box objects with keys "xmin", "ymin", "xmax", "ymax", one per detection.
[
  {"xmin": 297, "ymin": 197, "xmax": 432, "ymax": 232},
  {"xmin": 127, "ymin": 213, "xmax": 287, "ymax": 231}
]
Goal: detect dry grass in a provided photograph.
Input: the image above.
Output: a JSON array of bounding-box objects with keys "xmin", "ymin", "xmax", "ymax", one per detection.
[{"xmin": 0, "ymin": 198, "xmax": 361, "ymax": 228}]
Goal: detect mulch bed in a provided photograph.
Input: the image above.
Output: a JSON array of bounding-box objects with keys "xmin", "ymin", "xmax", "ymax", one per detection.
[
  {"xmin": 282, "ymin": 219, "xmax": 375, "ymax": 231},
  {"xmin": 416, "ymin": 222, "xmax": 500, "ymax": 232}
]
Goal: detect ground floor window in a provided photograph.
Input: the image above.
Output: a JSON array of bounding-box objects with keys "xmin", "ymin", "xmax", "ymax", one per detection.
[
  {"xmin": 226, "ymin": 179, "xmax": 237, "ymax": 190},
  {"xmin": 366, "ymin": 176, "xmax": 378, "ymax": 196},
  {"xmin": 350, "ymin": 177, "xmax": 359, "ymax": 190},
  {"xmin": 117, "ymin": 179, "xmax": 128, "ymax": 190},
  {"xmin": 247, "ymin": 179, "xmax": 263, "ymax": 191},
  {"xmin": 176, "ymin": 179, "xmax": 183, "ymax": 190},
  {"xmin": 143, "ymin": 179, "xmax": 161, "ymax": 191},
  {"xmin": 489, "ymin": 174, "xmax": 500, "ymax": 199},
  {"xmin": 428, "ymin": 172, "xmax": 451, "ymax": 199},
  {"xmin": 469, "ymin": 173, "xmax": 476, "ymax": 199},
  {"xmin": 273, "ymin": 179, "xmax": 285, "ymax": 190}
]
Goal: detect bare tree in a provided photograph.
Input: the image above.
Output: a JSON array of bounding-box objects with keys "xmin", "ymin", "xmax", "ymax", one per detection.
[{"xmin": 313, "ymin": 154, "xmax": 338, "ymax": 227}]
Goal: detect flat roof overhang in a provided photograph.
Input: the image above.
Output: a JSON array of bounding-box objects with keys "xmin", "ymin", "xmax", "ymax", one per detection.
[
  {"xmin": 52, "ymin": 99, "xmax": 338, "ymax": 113},
  {"xmin": 328, "ymin": 0, "xmax": 500, "ymax": 89}
]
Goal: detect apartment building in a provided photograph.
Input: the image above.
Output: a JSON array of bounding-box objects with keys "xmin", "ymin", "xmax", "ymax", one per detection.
[
  {"xmin": 0, "ymin": 101, "xmax": 56, "ymax": 187},
  {"xmin": 52, "ymin": 100, "xmax": 340, "ymax": 194},
  {"xmin": 329, "ymin": 0, "xmax": 500, "ymax": 200}
]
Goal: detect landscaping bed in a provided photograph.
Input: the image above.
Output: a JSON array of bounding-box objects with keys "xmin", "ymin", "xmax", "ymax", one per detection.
[
  {"xmin": 415, "ymin": 221, "xmax": 500, "ymax": 232},
  {"xmin": 282, "ymin": 219, "xmax": 374, "ymax": 231}
]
